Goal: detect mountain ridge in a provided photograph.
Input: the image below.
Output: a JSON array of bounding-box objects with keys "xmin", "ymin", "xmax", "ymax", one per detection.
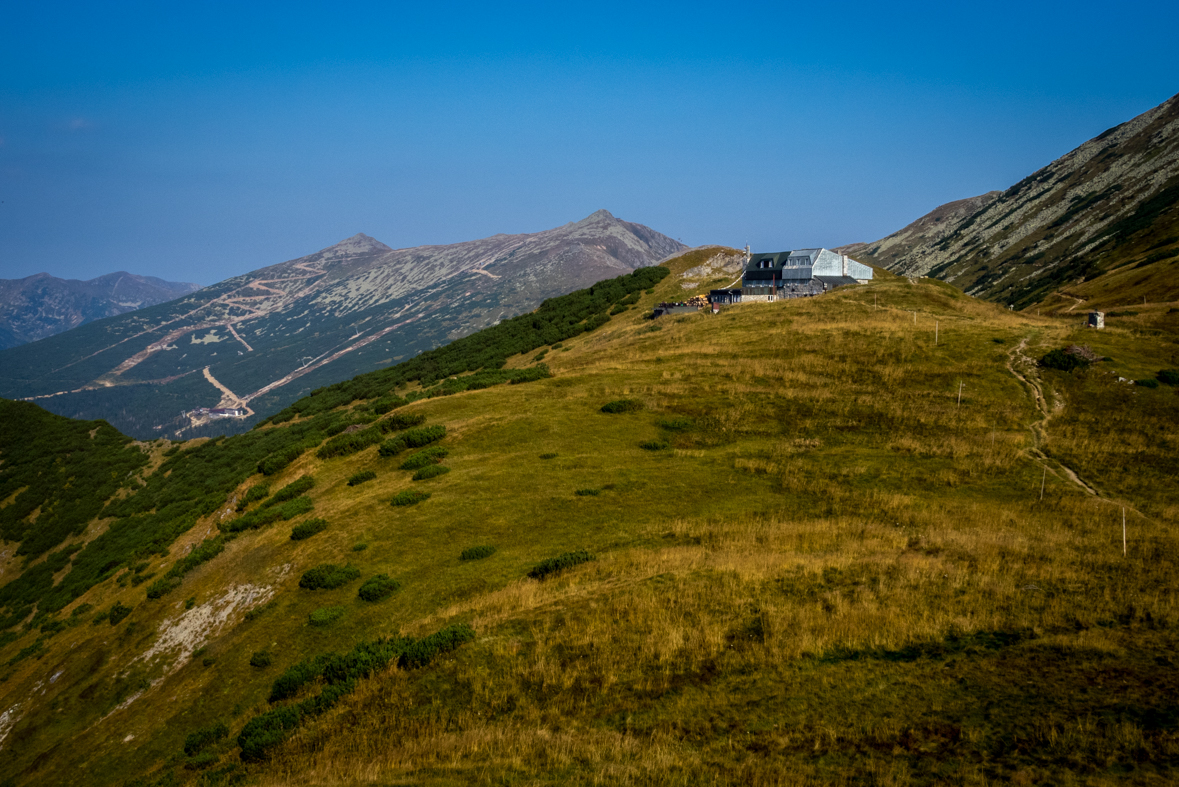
[
  {"xmin": 844, "ymin": 92, "xmax": 1179, "ymax": 309},
  {"xmin": 0, "ymin": 211, "xmax": 684, "ymax": 438},
  {"xmin": 0, "ymin": 271, "xmax": 201, "ymax": 350}
]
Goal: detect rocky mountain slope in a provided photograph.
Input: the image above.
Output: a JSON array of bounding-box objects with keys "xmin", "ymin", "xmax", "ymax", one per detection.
[
  {"xmin": 1, "ymin": 253, "xmax": 1176, "ymax": 785},
  {"xmin": 0, "ymin": 272, "xmax": 200, "ymax": 350},
  {"xmin": 844, "ymin": 91, "xmax": 1179, "ymax": 310},
  {"xmin": 0, "ymin": 210, "xmax": 683, "ymax": 439}
]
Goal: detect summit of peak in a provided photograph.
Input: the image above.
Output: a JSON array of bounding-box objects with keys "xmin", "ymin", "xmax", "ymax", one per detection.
[{"xmin": 572, "ymin": 209, "xmax": 616, "ymax": 226}]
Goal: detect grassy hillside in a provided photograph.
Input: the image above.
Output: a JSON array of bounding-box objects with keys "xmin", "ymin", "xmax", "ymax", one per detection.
[{"xmin": 1, "ymin": 251, "xmax": 1177, "ymax": 786}]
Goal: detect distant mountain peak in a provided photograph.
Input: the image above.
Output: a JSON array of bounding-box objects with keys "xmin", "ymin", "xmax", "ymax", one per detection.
[
  {"xmin": 575, "ymin": 209, "xmax": 616, "ymax": 225},
  {"xmin": 321, "ymin": 233, "xmax": 393, "ymax": 258}
]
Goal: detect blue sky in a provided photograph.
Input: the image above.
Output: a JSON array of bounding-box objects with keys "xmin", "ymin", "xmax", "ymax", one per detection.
[{"xmin": 2, "ymin": 1, "xmax": 1177, "ymax": 285}]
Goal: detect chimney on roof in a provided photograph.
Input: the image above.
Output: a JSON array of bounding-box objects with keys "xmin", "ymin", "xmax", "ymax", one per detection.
[{"xmin": 842, "ymin": 254, "xmax": 848, "ymax": 277}]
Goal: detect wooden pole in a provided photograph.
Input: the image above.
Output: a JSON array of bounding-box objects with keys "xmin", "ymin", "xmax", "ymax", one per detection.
[
  {"xmin": 913, "ymin": 311, "xmax": 916, "ymax": 324},
  {"xmin": 1123, "ymin": 508, "xmax": 1127, "ymax": 556},
  {"xmin": 957, "ymin": 381, "xmax": 963, "ymax": 409},
  {"xmin": 1040, "ymin": 466, "xmax": 1046, "ymax": 500}
]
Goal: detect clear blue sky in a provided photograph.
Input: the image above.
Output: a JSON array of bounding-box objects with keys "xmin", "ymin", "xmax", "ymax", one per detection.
[{"xmin": 2, "ymin": 1, "xmax": 1177, "ymax": 285}]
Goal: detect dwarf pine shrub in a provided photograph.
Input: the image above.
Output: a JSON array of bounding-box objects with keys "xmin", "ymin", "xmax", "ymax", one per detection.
[
  {"xmin": 358, "ymin": 574, "xmax": 400, "ymax": 602},
  {"xmin": 539, "ymin": 452, "xmax": 558, "ymax": 459},
  {"xmin": 1040, "ymin": 349, "xmax": 1089, "ymax": 372},
  {"xmin": 222, "ymin": 506, "xmax": 283, "ymax": 534},
  {"xmin": 250, "ymin": 650, "xmax": 272, "ymax": 668},
  {"xmin": 290, "ymin": 518, "xmax": 328, "ymax": 541},
  {"xmin": 108, "ymin": 601, "xmax": 132, "ymax": 625},
  {"xmin": 262, "ymin": 476, "xmax": 315, "ymax": 507},
  {"xmin": 238, "ymin": 705, "xmax": 301, "ymax": 762},
  {"xmin": 400, "ymin": 446, "xmax": 448, "ymax": 470},
  {"xmin": 575, "ymin": 488, "xmax": 601, "ymax": 496},
  {"xmin": 391, "ymin": 490, "xmax": 431, "ymax": 506},
  {"xmin": 315, "ymin": 428, "xmax": 381, "ymax": 460},
  {"xmin": 529, "ymin": 550, "xmax": 595, "ymax": 580},
  {"xmin": 398, "ymin": 623, "xmax": 476, "ymax": 669},
  {"xmin": 378, "ymin": 437, "xmax": 406, "ymax": 457},
  {"xmin": 276, "ymin": 496, "xmax": 314, "ymax": 520},
  {"xmin": 402, "ymin": 425, "xmax": 446, "ymax": 448},
  {"xmin": 298, "ymin": 564, "xmax": 361, "ymax": 590},
  {"xmin": 183, "ymin": 721, "xmax": 229, "ymax": 756},
  {"xmin": 236, "ymin": 484, "xmax": 270, "ymax": 511},
  {"xmin": 309, "ymin": 606, "xmax": 345, "ymax": 627},
  {"xmin": 412, "ymin": 465, "xmax": 450, "ymax": 481},
  {"xmin": 640, "ymin": 440, "xmax": 670, "ymax": 451},
  {"xmin": 346, "ymin": 469, "xmax": 376, "ymax": 486},
  {"xmin": 1136, "ymin": 378, "xmax": 1160, "ymax": 388},
  {"xmin": 377, "ymin": 412, "xmax": 427, "ymax": 433},
  {"xmin": 657, "ymin": 416, "xmax": 694, "ymax": 431},
  {"xmin": 460, "ymin": 545, "xmax": 496, "ymax": 561},
  {"xmin": 258, "ymin": 447, "xmax": 303, "ymax": 476},
  {"xmin": 509, "ymin": 364, "xmax": 552, "ymax": 384},
  {"xmin": 371, "ymin": 396, "xmax": 407, "ymax": 415},
  {"xmin": 600, "ymin": 399, "xmax": 643, "ymax": 414},
  {"xmin": 1156, "ymin": 369, "xmax": 1179, "ymax": 385}
]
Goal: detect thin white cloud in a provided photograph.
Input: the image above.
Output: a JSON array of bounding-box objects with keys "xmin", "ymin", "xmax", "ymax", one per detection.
[{"xmin": 67, "ymin": 117, "xmax": 94, "ymax": 132}]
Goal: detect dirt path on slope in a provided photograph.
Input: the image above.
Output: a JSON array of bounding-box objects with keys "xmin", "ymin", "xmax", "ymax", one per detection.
[
  {"xmin": 1006, "ymin": 336, "xmax": 1099, "ymax": 496},
  {"xmin": 202, "ymin": 367, "xmax": 253, "ymax": 415}
]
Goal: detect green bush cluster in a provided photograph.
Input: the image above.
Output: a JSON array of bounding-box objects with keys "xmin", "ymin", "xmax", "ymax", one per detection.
[
  {"xmin": 640, "ymin": 440, "xmax": 670, "ymax": 451},
  {"xmin": 460, "ymin": 545, "xmax": 496, "ymax": 561},
  {"xmin": 378, "ymin": 425, "xmax": 446, "ymax": 458},
  {"xmin": 258, "ymin": 447, "xmax": 303, "ymax": 476},
  {"xmin": 1137, "ymin": 378, "xmax": 1160, "ymax": 389},
  {"xmin": 308, "ymin": 606, "xmax": 345, "ymax": 627},
  {"xmin": 290, "ymin": 518, "xmax": 328, "ymax": 541},
  {"xmin": 377, "ymin": 412, "xmax": 427, "ymax": 432},
  {"xmin": 391, "ymin": 490, "xmax": 431, "ymax": 507},
  {"xmin": 575, "ymin": 488, "xmax": 601, "ymax": 496},
  {"xmin": 275, "ymin": 497, "xmax": 313, "ymax": 520},
  {"xmin": 1157, "ymin": 369, "xmax": 1179, "ymax": 385},
  {"xmin": 600, "ymin": 399, "xmax": 643, "ymax": 413},
  {"xmin": 1040, "ymin": 349, "xmax": 1090, "ymax": 372},
  {"xmin": 221, "ymin": 508, "xmax": 282, "ymax": 535},
  {"xmin": 357, "ymin": 574, "xmax": 400, "ymax": 602},
  {"xmin": 371, "ymin": 396, "xmax": 407, "ymax": 415},
  {"xmin": 400, "ymin": 447, "xmax": 449, "ymax": 470},
  {"xmin": 236, "ymin": 484, "xmax": 270, "ymax": 511},
  {"xmin": 657, "ymin": 416, "xmax": 694, "ymax": 431},
  {"xmin": 183, "ymin": 722, "xmax": 228, "ymax": 756},
  {"xmin": 412, "ymin": 465, "xmax": 450, "ymax": 481},
  {"xmin": 261, "ymin": 476, "xmax": 315, "ymax": 507},
  {"xmin": 346, "ymin": 470, "xmax": 376, "ymax": 486},
  {"xmin": 529, "ymin": 551, "xmax": 595, "ymax": 580},
  {"xmin": 249, "ymin": 650, "xmax": 272, "ymax": 668},
  {"xmin": 298, "ymin": 564, "xmax": 361, "ymax": 590},
  {"xmin": 403, "ymin": 425, "xmax": 446, "ymax": 448},
  {"xmin": 108, "ymin": 601, "xmax": 133, "ymax": 625},
  {"xmin": 315, "ymin": 427, "xmax": 382, "ymax": 460},
  {"xmin": 539, "ymin": 452, "xmax": 558, "ymax": 459},
  {"xmin": 244, "ymin": 624, "xmax": 475, "ymax": 761}
]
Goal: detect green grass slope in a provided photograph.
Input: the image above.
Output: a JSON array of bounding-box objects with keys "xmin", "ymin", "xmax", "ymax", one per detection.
[{"xmin": 1, "ymin": 254, "xmax": 1177, "ymax": 786}]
